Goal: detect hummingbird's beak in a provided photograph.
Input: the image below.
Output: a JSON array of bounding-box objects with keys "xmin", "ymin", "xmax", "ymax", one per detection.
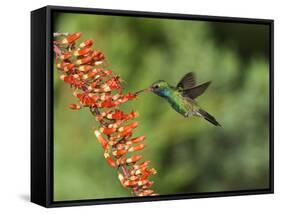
[{"xmin": 135, "ymin": 87, "xmax": 152, "ymax": 95}]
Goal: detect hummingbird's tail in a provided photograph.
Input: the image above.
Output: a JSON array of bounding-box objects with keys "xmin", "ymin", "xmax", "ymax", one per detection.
[{"xmin": 198, "ymin": 109, "xmax": 221, "ymax": 127}]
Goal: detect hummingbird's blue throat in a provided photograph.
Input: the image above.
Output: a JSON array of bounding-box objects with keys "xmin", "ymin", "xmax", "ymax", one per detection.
[{"xmin": 154, "ymin": 88, "xmax": 171, "ymax": 98}]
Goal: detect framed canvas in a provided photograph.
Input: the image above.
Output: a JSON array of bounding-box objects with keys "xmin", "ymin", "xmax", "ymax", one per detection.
[{"xmin": 31, "ymin": 5, "xmax": 274, "ymax": 207}]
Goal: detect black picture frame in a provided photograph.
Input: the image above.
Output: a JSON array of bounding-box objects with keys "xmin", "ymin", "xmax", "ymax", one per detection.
[{"xmin": 31, "ymin": 5, "xmax": 274, "ymax": 208}]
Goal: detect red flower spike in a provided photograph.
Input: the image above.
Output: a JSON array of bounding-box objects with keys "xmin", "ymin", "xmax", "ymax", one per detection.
[{"xmin": 54, "ymin": 32, "xmax": 157, "ymax": 197}]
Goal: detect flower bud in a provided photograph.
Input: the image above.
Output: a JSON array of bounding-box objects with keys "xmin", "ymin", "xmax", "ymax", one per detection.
[
  {"xmin": 79, "ymin": 39, "xmax": 93, "ymax": 48},
  {"xmin": 61, "ymin": 32, "xmax": 82, "ymax": 44}
]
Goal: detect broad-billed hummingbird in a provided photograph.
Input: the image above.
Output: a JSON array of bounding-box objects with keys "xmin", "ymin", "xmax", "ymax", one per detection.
[{"xmin": 136, "ymin": 72, "xmax": 221, "ymax": 126}]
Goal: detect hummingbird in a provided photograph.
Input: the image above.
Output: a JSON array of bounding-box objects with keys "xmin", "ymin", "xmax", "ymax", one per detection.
[{"xmin": 136, "ymin": 72, "xmax": 221, "ymax": 126}]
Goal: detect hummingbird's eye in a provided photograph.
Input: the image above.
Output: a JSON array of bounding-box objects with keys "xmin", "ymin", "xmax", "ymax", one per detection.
[{"xmin": 154, "ymin": 85, "xmax": 159, "ymax": 89}]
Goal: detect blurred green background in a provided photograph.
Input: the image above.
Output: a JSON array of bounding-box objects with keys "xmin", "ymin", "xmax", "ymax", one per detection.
[{"xmin": 53, "ymin": 12, "xmax": 270, "ymax": 201}]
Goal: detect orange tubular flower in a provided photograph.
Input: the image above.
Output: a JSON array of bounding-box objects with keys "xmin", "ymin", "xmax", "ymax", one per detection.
[{"xmin": 53, "ymin": 32, "xmax": 158, "ymax": 197}]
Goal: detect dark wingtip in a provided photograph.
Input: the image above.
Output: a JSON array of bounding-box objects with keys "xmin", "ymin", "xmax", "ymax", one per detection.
[
  {"xmin": 203, "ymin": 81, "xmax": 212, "ymax": 89},
  {"xmin": 198, "ymin": 109, "xmax": 221, "ymax": 127},
  {"xmin": 211, "ymin": 120, "xmax": 221, "ymax": 127},
  {"xmin": 212, "ymin": 118, "xmax": 221, "ymax": 127},
  {"xmin": 216, "ymin": 122, "xmax": 222, "ymax": 127}
]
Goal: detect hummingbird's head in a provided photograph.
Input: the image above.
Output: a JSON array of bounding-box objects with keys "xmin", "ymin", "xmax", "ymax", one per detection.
[{"xmin": 149, "ymin": 80, "xmax": 171, "ymax": 97}]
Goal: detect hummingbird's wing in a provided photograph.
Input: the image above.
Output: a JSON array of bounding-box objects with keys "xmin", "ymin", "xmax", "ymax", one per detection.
[
  {"xmin": 177, "ymin": 72, "xmax": 196, "ymax": 89},
  {"xmin": 182, "ymin": 81, "xmax": 211, "ymax": 99}
]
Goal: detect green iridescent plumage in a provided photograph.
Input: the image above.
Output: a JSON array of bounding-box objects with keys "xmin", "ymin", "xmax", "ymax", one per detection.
[{"xmin": 148, "ymin": 72, "xmax": 221, "ymax": 126}]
